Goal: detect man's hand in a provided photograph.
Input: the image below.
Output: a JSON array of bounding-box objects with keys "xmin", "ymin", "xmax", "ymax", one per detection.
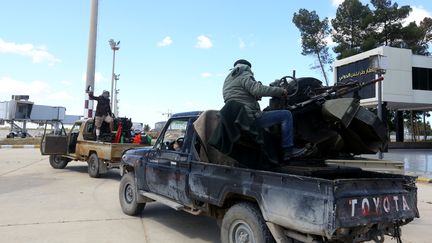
[{"xmin": 281, "ymin": 89, "xmax": 288, "ymax": 98}]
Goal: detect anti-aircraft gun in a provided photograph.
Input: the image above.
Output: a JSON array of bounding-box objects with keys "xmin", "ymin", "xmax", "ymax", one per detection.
[{"xmin": 266, "ymin": 73, "xmax": 386, "ymax": 159}]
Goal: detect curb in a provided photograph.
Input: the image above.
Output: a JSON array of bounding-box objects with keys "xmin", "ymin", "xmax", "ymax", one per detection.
[
  {"xmin": 0, "ymin": 145, "xmax": 40, "ymax": 149},
  {"xmin": 416, "ymin": 177, "xmax": 432, "ymax": 183}
]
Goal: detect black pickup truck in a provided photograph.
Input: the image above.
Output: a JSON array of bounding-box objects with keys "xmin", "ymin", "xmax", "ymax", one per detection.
[{"xmin": 118, "ymin": 111, "xmax": 418, "ymax": 243}]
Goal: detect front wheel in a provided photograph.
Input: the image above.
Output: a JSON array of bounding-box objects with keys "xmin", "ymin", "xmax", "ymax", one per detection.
[
  {"xmin": 221, "ymin": 202, "xmax": 274, "ymax": 243},
  {"xmin": 87, "ymin": 153, "xmax": 100, "ymax": 178},
  {"xmin": 49, "ymin": 155, "xmax": 70, "ymax": 169},
  {"xmin": 119, "ymin": 173, "xmax": 145, "ymax": 216}
]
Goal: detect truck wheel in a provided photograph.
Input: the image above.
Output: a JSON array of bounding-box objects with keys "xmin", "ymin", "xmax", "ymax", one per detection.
[
  {"xmin": 87, "ymin": 153, "xmax": 100, "ymax": 178},
  {"xmin": 49, "ymin": 155, "xmax": 70, "ymax": 169},
  {"xmin": 221, "ymin": 202, "xmax": 274, "ymax": 243},
  {"xmin": 119, "ymin": 173, "xmax": 145, "ymax": 216}
]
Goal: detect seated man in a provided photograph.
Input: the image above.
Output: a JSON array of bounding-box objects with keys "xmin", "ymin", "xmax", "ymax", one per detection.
[
  {"xmin": 88, "ymin": 90, "xmax": 114, "ymax": 141},
  {"xmin": 173, "ymin": 137, "xmax": 184, "ymax": 151},
  {"xmin": 222, "ymin": 59, "xmax": 307, "ymax": 161}
]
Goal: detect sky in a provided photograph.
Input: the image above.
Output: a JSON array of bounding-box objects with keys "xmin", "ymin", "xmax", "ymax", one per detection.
[{"xmin": 0, "ymin": 0, "xmax": 431, "ymax": 128}]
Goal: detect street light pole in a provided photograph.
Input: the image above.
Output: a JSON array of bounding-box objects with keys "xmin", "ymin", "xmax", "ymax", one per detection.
[
  {"xmin": 109, "ymin": 39, "xmax": 120, "ymax": 110},
  {"xmin": 113, "ymin": 74, "xmax": 120, "ymax": 117}
]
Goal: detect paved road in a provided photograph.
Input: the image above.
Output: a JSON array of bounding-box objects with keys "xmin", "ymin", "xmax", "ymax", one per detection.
[
  {"xmin": 0, "ymin": 149, "xmax": 431, "ymax": 243},
  {"xmin": 0, "ymin": 149, "xmax": 219, "ymax": 243}
]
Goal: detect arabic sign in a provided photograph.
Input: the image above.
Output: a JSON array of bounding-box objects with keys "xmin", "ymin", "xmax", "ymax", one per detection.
[{"xmin": 336, "ymin": 58, "xmax": 377, "ymax": 99}]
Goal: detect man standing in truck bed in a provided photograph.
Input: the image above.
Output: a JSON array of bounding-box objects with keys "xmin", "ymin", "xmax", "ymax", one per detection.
[{"xmin": 88, "ymin": 90, "xmax": 114, "ymax": 141}]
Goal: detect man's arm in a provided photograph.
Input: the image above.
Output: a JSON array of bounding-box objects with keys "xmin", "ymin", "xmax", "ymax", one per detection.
[
  {"xmin": 88, "ymin": 92, "xmax": 99, "ymax": 101},
  {"xmin": 241, "ymin": 76, "xmax": 285, "ymax": 98}
]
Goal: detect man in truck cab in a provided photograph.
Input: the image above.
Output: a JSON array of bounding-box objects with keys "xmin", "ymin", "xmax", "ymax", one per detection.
[
  {"xmin": 88, "ymin": 90, "xmax": 114, "ymax": 141},
  {"xmin": 222, "ymin": 59, "xmax": 307, "ymax": 161}
]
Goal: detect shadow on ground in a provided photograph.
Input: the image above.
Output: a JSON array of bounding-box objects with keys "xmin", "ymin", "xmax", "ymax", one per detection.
[
  {"xmin": 61, "ymin": 164, "xmax": 121, "ymax": 181},
  {"xmin": 139, "ymin": 203, "xmax": 220, "ymax": 242}
]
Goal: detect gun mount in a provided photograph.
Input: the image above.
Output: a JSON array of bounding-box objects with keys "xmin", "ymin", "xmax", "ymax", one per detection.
[{"xmin": 267, "ymin": 75, "xmax": 387, "ymax": 159}]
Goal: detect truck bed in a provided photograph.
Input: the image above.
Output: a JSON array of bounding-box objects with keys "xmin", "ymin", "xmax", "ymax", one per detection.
[
  {"xmin": 188, "ymin": 161, "xmax": 418, "ymax": 241},
  {"xmin": 76, "ymin": 141, "xmax": 143, "ymax": 162}
]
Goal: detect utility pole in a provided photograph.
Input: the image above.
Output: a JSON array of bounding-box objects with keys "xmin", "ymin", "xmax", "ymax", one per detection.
[
  {"xmin": 113, "ymin": 74, "xmax": 120, "ymax": 117},
  {"xmin": 162, "ymin": 110, "xmax": 172, "ymax": 119},
  {"xmin": 84, "ymin": 0, "xmax": 98, "ymax": 118},
  {"xmin": 109, "ymin": 39, "xmax": 120, "ymax": 110}
]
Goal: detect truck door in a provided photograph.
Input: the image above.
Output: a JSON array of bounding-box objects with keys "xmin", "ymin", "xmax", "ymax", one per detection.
[
  {"xmin": 145, "ymin": 118, "xmax": 193, "ymax": 206},
  {"xmin": 40, "ymin": 121, "xmax": 68, "ymax": 155}
]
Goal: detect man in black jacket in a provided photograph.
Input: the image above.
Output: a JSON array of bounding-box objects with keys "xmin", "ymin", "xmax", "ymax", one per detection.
[{"xmin": 88, "ymin": 90, "xmax": 114, "ymax": 140}]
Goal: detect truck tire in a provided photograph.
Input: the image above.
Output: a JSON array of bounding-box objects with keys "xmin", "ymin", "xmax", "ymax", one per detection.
[
  {"xmin": 221, "ymin": 202, "xmax": 274, "ymax": 243},
  {"xmin": 87, "ymin": 153, "xmax": 100, "ymax": 178},
  {"xmin": 119, "ymin": 173, "xmax": 145, "ymax": 216},
  {"xmin": 49, "ymin": 155, "xmax": 70, "ymax": 169}
]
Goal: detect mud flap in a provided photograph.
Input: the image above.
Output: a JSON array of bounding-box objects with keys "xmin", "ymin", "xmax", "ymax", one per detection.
[{"xmin": 98, "ymin": 160, "xmax": 108, "ymax": 174}]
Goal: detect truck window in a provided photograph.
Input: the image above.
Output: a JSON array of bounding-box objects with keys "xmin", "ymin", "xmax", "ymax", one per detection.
[
  {"xmin": 71, "ymin": 123, "xmax": 81, "ymax": 134},
  {"xmin": 158, "ymin": 119, "xmax": 188, "ymax": 151}
]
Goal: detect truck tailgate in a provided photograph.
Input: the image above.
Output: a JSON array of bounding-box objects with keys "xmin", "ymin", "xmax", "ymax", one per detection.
[{"xmin": 334, "ymin": 178, "xmax": 418, "ymax": 228}]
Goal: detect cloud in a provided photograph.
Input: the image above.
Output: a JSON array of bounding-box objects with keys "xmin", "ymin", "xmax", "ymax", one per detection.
[
  {"xmin": 404, "ymin": 6, "xmax": 432, "ymax": 25},
  {"xmin": 47, "ymin": 91, "xmax": 74, "ymax": 101},
  {"xmin": 195, "ymin": 35, "xmax": 213, "ymax": 49},
  {"xmin": 200, "ymin": 72, "xmax": 212, "ymax": 78},
  {"xmin": 331, "ymin": 0, "xmax": 344, "ymax": 7},
  {"xmin": 0, "ymin": 76, "xmax": 50, "ymax": 95},
  {"xmin": 81, "ymin": 72, "xmax": 105, "ymax": 83},
  {"xmin": 61, "ymin": 80, "xmax": 73, "ymax": 86},
  {"xmin": 239, "ymin": 38, "xmax": 246, "ymax": 49},
  {"xmin": 0, "ymin": 38, "xmax": 60, "ymax": 65},
  {"xmin": 157, "ymin": 36, "xmax": 173, "ymax": 47}
]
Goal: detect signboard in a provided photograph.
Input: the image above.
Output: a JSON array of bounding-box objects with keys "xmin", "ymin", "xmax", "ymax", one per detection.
[{"xmin": 336, "ymin": 58, "xmax": 377, "ymax": 99}]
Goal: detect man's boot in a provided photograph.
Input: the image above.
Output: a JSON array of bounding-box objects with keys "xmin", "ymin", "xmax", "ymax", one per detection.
[{"xmin": 283, "ymin": 147, "xmax": 308, "ymax": 161}]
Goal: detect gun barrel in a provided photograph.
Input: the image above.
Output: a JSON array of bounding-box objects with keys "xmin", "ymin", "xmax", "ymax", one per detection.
[{"xmin": 336, "ymin": 76, "xmax": 384, "ymax": 97}]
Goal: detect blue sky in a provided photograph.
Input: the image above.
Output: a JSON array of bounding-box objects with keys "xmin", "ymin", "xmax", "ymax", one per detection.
[{"xmin": 1, "ymin": 0, "xmax": 431, "ymax": 127}]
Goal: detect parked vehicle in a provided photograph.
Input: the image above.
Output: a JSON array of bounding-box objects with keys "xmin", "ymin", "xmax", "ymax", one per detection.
[
  {"xmin": 118, "ymin": 111, "xmax": 419, "ymax": 243},
  {"xmin": 40, "ymin": 118, "xmax": 144, "ymax": 177}
]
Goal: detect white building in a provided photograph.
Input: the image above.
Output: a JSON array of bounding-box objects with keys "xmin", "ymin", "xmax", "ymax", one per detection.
[
  {"xmin": 333, "ymin": 46, "xmax": 432, "ymax": 110},
  {"xmin": 333, "ymin": 46, "xmax": 432, "ymax": 142}
]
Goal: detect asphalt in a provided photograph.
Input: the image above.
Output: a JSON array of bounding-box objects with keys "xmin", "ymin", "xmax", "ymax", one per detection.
[{"xmin": 0, "ymin": 148, "xmax": 431, "ymax": 243}]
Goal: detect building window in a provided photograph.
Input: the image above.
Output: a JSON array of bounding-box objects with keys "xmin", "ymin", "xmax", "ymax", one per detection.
[{"xmin": 412, "ymin": 67, "xmax": 432, "ymax": 91}]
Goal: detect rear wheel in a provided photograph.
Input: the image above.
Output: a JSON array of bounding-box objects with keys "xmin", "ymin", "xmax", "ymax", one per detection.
[
  {"xmin": 49, "ymin": 155, "xmax": 70, "ymax": 169},
  {"xmin": 221, "ymin": 202, "xmax": 274, "ymax": 243},
  {"xmin": 119, "ymin": 173, "xmax": 145, "ymax": 215},
  {"xmin": 87, "ymin": 153, "xmax": 100, "ymax": 178}
]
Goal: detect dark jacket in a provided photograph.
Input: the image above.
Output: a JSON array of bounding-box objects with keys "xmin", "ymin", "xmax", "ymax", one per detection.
[
  {"xmin": 208, "ymin": 100, "xmax": 279, "ymax": 168},
  {"xmin": 89, "ymin": 93, "xmax": 112, "ymax": 117}
]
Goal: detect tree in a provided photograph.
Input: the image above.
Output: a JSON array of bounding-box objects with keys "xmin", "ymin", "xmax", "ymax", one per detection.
[
  {"xmin": 143, "ymin": 124, "xmax": 150, "ymax": 132},
  {"xmin": 331, "ymin": 0, "xmax": 373, "ymax": 59},
  {"xmin": 370, "ymin": 0, "xmax": 411, "ymax": 47},
  {"xmin": 401, "ymin": 17, "xmax": 432, "ymax": 55},
  {"xmin": 293, "ymin": 9, "xmax": 333, "ymax": 85}
]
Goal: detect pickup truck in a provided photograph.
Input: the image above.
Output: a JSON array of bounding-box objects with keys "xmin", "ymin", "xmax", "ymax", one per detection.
[
  {"xmin": 118, "ymin": 111, "xmax": 419, "ymax": 243},
  {"xmin": 40, "ymin": 118, "xmax": 144, "ymax": 177}
]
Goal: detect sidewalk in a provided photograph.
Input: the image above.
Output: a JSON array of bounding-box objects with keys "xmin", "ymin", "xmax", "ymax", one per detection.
[{"xmin": 0, "ymin": 144, "xmax": 40, "ymax": 149}]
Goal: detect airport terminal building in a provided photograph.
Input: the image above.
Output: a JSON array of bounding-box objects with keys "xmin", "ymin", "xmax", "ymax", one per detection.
[{"xmin": 333, "ymin": 46, "xmax": 432, "ymax": 142}]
